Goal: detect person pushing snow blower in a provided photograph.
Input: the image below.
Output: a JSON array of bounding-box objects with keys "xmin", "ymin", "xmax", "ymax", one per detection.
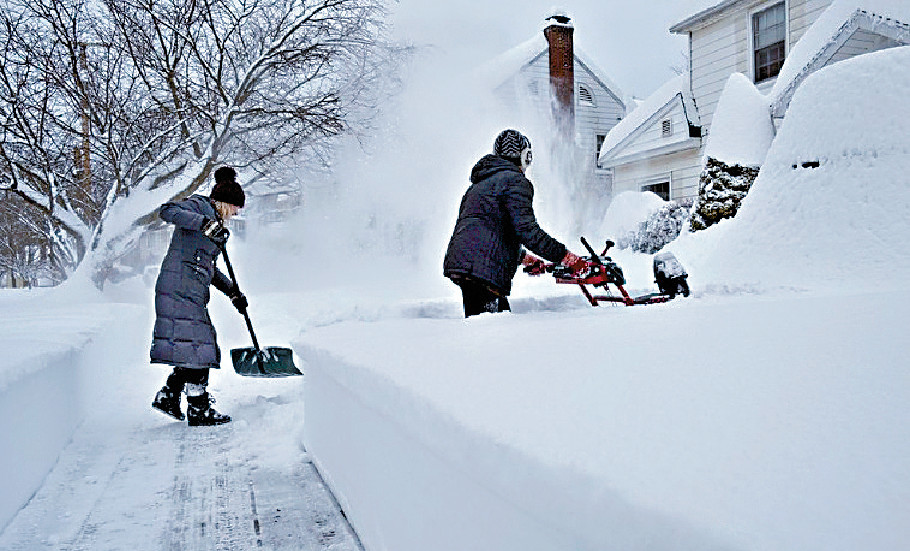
[
  {"xmin": 444, "ymin": 129, "xmax": 587, "ymax": 317},
  {"xmin": 150, "ymin": 166, "xmax": 247, "ymax": 426}
]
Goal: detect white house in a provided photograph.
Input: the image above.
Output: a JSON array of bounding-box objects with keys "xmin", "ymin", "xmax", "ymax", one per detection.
[
  {"xmin": 599, "ymin": 0, "xmax": 910, "ymax": 201},
  {"xmin": 480, "ymin": 12, "xmax": 626, "ymax": 200}
]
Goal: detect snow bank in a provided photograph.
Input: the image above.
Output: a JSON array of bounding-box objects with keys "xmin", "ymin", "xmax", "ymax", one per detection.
[
  {"xmin": 596, "ymin": 191, "xmax": 668, "ymax": 240},
  {"xmin": 770, "ymin": 0, "xmax": 910, "ymax": 105},
  {"xmin": 674, "ymin": 46, "xmax": 910, "ymax": 291},
  {"xmin": 299, "ymin": 290, "xmax": 910, "ymax": 551},
  {"xmin": 0, "ymin": 290, "xmax": 146, "ymax": 531},
  {"xmin": 704, "ymin": 73, "xmax": 773, "ymax": 166}
]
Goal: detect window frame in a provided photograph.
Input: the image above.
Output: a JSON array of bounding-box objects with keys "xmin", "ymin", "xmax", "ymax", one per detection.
[
  {"xmin": 641, "ymin": 180, "xmax": 671, "ymax": 201},
  {"xmin": 595, "ymin": 133, "xmax": 608, "ymax": 170},
  {"xmin": 749, "ymin": 0, "xmax": 788, "ymax": 84}
]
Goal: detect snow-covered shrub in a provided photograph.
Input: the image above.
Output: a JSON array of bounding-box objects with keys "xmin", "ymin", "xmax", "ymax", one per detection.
[
  {"xmin": 689, "ymin": 157, "xmax": 760, "ymax": 231},
  {"xmin": 619, "ymin": 198, "xmax": 694, "ymax": 254}
]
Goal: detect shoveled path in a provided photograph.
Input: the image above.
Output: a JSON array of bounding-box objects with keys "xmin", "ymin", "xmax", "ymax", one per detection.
[{"xmin": 0, "ymin": 391, "xmax": 361, "ymax": 551}]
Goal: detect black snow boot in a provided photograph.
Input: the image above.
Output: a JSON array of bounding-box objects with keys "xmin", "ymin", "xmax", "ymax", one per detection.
[
  {"xmin": 152, "ymin": 386, "xmax": 185, "ymax": 421},
  {"xmin": 186, "ymin": 393, "xmax": 231, "ymax": 427}
]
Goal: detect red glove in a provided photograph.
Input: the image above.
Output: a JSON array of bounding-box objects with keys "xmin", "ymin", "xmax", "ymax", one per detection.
[
  {"xmin": 562, "ymin": 251, "xmax": 588, "ymax": 274},
  {"xmin": 522, "ymin": 253, "xmax": 546, "ymax": 275}
]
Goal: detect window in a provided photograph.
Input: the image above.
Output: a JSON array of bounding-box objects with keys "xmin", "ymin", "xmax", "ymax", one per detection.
[
  {"xmin": 595, "ymin": 134, "xmax": 606, "ymax": 169},
  {"xmin": 661, "ymin": 119, "xmax": 673, "ymax": 137},
  {"xmin": 753, "ymin": 2, "xmax": 786, "ymax": 82},
  {"xmin": 578, "ymin": 85, "xmax": 595, "ymax": 106},
  {"xmin": 642, "ymin": 181, "xmax": 670, "ymax": 201}
]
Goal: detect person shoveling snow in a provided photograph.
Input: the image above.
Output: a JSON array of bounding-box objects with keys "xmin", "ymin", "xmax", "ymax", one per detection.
[{"xmin": 149, "ymin": 166, "xmax": 246, "ymax": 426}]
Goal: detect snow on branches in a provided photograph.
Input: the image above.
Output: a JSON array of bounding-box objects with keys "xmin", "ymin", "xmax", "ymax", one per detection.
[
  {"xmin": 689, "ymin": 157, "xmax": 760, "ymax": 232},
  {"xmin": 0, "ymin": 0, "xmax": 392, "ymax": 286}
]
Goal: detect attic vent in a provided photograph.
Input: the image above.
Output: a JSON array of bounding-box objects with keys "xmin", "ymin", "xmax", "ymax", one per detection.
[
  {"xmin": 528, "ymin": 81, "xmax": 539, "ymax": 95},
  {"xmin": 661, "ymin": 118, "xmax": 673, "ymax": 137},
  {"xmin": 578, "ymin": 85, "xmax": 594, "ymax": 106}
]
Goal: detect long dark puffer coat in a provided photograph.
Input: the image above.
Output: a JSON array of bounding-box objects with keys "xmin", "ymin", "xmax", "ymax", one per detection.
[
  {"xmin": 443, "ymin": 155, "xmax": 567, "ymax": 295},
  {"xmin": 150, "ymin": 195, "xmax": 234, "ymax": 369}
]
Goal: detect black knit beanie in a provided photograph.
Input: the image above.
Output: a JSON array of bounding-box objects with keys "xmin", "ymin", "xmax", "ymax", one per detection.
[
  {"xmin": 493, "ymin": 129, "xmax": 531, "ymax": 161},
  {"xmin": 210, "ymin": 166, "xmax": 245, "ymax": 208}
]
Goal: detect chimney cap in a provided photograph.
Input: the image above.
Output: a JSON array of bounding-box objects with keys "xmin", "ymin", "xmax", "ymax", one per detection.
[{"xmin": 545, "ymin": 8, "xmax": 572, "ymax": 27}]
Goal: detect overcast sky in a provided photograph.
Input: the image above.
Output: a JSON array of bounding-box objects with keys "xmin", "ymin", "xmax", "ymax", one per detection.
[{"xmin": 391, "ymin": 1, "xmax": 717, "ymax": 99}]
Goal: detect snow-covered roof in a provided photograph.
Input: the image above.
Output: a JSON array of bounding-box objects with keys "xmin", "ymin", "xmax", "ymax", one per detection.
[
  {"xmin": 597, "ymin": 74, "xmax": 699, "ymax": 165},
  {"xmin": 669, "ymin": 0, "xmax": 746, "ymax": 34},
  {"xmin": 476, "ymin": 32, "xmax": 624, "ymax": 104},
  {"xmin": 770, "ymin": 0, "xmax": 910, "ymax": 118}
]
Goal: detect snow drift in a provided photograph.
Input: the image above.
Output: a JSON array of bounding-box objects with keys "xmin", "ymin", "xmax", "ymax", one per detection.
[{"xmin": 673, "ymin": 45, "xmax": 910, "ymax": 291}]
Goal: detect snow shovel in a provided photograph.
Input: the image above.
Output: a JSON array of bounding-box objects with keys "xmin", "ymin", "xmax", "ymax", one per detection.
[{"xmin": 219, "ymin": 244, "xmax": 302, "ymax": 377}]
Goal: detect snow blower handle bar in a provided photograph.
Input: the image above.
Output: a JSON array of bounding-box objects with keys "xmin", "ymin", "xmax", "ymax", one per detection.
[
  {"xmin": 580, "ymin": 237, "xmax": 603, "ymax": 266},
  {"xmin": 218, "ymin": 244, "xmax": 261, "ymax": 352}
]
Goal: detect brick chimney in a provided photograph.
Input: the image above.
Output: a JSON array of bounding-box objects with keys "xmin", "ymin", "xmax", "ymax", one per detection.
[{"xmin": 544, "ymin": 11, "xmax": 575, "ymax": 137}]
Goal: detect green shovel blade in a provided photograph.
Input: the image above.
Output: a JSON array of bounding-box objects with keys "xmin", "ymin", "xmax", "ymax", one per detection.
[{"xmin": 230, "ymin": 346, "xmax": 302, "ymax": 377}]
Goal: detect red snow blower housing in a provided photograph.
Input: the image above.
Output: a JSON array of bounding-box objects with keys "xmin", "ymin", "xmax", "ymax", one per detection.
[{"xmin": 525, "ymin": 237, "xmax": 690, "ymax": 307}]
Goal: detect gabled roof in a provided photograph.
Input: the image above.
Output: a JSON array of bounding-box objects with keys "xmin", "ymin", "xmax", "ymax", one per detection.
[
  {"xmin": 597, "ymin": 74, "xmax": 700, "ymax": 166},
  {"xmin": 770, "ymin": 1, "xmax": 910, "ymax": 117},
  {"xmin": 477, "ymin": 34, "xmax": 625, "ymax": 106},
  {"xmin": 669, "ymin": 0, "xmax": 746, "ymax": 34}
]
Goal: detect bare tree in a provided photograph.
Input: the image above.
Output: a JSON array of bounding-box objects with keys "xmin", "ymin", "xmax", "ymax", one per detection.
[{"xmin": 0, "ymin": 0, "xmax": 390, "ymax": 286}]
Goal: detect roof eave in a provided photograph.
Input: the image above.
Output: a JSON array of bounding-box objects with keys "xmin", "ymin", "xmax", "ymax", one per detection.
[
  {"xmin": 669, "ymin": 0, "xmax": 744, "ymax": 34},
  {"xmin": 600, "ymin": 138, "xmax": 702, "ymax": 168}
]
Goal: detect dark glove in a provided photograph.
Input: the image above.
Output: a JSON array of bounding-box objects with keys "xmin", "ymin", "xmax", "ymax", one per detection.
[
  {"xmin": 523, "ymin": 258, "xmax": 547, "ymax": 275},
  {"xmin": 202, "ymin": 218, "xmax": 230, "ymax": 245},
  {"xmin": 521, "ymin": 252, "xmax": 547, "ymax": 275},
  {"xmin": 230, "ymin": 292, "xmax": 248, "ymax": 313}
]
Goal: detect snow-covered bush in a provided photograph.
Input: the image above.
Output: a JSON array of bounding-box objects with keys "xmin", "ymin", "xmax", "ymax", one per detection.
[
  {"xmin": 619, "ymin": 198, "xmax": 694, "ymax": 253},
  {"xmin": 689, "ymin": 157, "xmax": 760, "ymax": 231}
]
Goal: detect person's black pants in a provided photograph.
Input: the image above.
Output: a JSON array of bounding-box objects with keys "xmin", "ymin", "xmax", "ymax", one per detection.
[
  {"xmin": 165, "ymin": 366, "xmax": 209, "ymax": 392},
  {"xmin": 458, "ymin": 279, "xmax": 510, "ymax": 318}
]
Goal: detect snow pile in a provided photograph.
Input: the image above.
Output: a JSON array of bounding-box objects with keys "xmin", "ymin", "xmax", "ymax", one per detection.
[
  {"xmin": 704, "ymin": 72, "xmax": 773, "ymax": 166},
  {"xmin": 676, "ymin": 45, "xmax": 910, "ymax": 290},
  {"xmin": 597, "ymin": 191, "xmax": 668, "ymax": 241},
  {"xmin": 299, "ymin": 290, "xmax": 910, "ymax": 551},
  {"xmin": 0, "ymin": 289, "xmax": 147, "ymax": 531}
]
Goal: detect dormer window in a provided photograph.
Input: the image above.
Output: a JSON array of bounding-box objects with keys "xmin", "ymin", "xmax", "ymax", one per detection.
[
  {"xmin": 578, "ymin": 85, "xmax": 594, "ymax": 106},
  {"xmin": 753, "ymin": 2, "xmax": 786, "ymax": 82}
]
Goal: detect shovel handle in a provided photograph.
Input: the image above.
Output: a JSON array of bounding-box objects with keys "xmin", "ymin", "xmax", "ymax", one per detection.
[{"xmin": 219, "ymin": 244, "xmax": 261, "ymax": 351}]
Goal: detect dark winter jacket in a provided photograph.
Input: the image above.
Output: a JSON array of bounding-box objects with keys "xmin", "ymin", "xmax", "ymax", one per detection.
[
  {"xmin": 443, "ymin": 155, "xmax": 567, "ymax": 295},
  {"xmin": 150, "ymin": 194, "xmax": 234, "ymax": 369}
]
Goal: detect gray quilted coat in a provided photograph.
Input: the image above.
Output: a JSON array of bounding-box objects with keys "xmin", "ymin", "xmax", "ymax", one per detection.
[
  {"xmin": 443, "ymin": 155, "xmax": 567, "ymax": 295},
  {"xmin": 150, "ymin": 195, "xmax": 234, "ymax": 369}
]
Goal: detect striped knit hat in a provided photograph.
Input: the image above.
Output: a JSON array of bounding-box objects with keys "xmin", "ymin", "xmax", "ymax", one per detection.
[{"xmin": 493, "ymin": 129, "xmax": 531, "ymax": 160}]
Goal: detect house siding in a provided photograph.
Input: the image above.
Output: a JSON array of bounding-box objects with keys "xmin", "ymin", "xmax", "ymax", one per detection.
[
  {"xmin": 688, "ymin": 0, "xmax": 833, "ymax": 136},
  {"xmin": 613, "ymin": 98, "xmax": 695, "ymax": 162},
  {"xmin": 612, "ymin": 149, "xmax": 702, "ymax": 201},
  {"xmin": 789, "ymin": 0, "xmax": 832, "ymax": 44},
  {"xmin": 830, "ymin": 29, "xmax": 901, "ymax": 63}
]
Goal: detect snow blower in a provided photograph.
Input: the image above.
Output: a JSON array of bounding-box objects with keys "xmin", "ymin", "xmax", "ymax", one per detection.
[
  {"xmin": 525, "ymin": 237, "xmax": 689, "ymax": 307},
  {"xmin": 219, "ymin": 245, "xmax": 302, "ymax": 377}
]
